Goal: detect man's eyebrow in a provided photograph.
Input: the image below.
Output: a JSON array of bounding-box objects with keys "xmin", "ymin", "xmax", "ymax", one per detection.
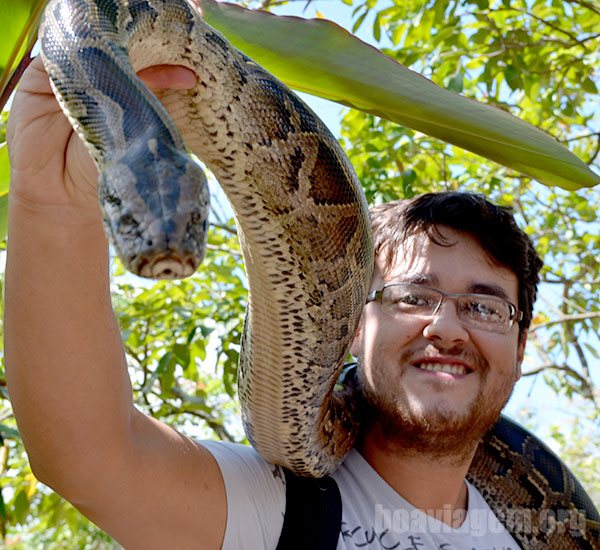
[
  {"xmin": 468, "ymin": 283, "xmax": 511, "ymax": 301},
  {"xmin": 388, "ymin": 274, "xmax": 440, "ymax": 286},
  {"xmin": 384, "ymin": 275, "xmax": 513, "ymax": 301}
]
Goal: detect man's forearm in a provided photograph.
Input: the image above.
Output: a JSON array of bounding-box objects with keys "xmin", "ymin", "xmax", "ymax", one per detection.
[{"xmin": 4, "ymin": 194, "xmax": 134, "ymax": 495}]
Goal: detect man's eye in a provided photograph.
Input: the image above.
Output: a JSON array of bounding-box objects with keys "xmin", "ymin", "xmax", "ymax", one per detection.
[
  {"xmin": 395, "ymin": 293, "xmax": 434, "ymax": 308},
  {"xmin": 466, "ymin": 300, "xmax": 502, "ymax": 319},
  {"xmin": 402, "ymin": 294, "xmax": 425, "ymax": 305}
]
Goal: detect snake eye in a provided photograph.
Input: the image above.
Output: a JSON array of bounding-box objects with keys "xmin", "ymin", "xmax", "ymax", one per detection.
[
  {"xmin": 189, "ymin": 211, "xmax": 205, "ymax": 226},
  {"xmin": 121, "ymin": 214, "xmax": 134, "ymax": 225},
  {"xmin": 105, "ymin": 193, "xmax": 122, "ymax": 207},
  {"xmin": 119, "ymin": 213, "xmax": 137, "ymax": 233}
]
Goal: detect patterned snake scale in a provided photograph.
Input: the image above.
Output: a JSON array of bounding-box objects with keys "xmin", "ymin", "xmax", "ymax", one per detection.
[{"xmin": 40, "ymin": 0, "xmax": 599, "ymax": 546}]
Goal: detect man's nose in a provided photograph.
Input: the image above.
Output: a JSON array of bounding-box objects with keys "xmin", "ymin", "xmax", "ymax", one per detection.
[{"xmin": 422, "ymin": 299, "xmax": 470, "ymax": 344}]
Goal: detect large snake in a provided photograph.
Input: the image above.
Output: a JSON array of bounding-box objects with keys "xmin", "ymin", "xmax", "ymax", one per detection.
[{"xmin": 39, "ymin": 0, "xmax": 599, "ymax": 547}]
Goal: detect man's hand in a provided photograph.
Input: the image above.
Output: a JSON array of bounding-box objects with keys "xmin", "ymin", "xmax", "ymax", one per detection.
[{"xmin": 7, "ymin": 57, "xmax": 197, "ymax": 211}]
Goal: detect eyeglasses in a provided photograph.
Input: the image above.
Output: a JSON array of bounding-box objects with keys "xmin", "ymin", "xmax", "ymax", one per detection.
[{"xmin": 366, "ymin": 283, "xmax": 523, "ymax": 334}]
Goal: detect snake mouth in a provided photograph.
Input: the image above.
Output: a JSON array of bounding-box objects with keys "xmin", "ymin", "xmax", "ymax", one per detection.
[{"xmin": 136, "ymin": 255, "xmax": 198, "ymax": 279}]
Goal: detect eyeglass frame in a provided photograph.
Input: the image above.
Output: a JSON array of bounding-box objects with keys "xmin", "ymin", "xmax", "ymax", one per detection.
[{"xmin": 365, "ymin": 282, "xmax": 524, "ymax": 334}]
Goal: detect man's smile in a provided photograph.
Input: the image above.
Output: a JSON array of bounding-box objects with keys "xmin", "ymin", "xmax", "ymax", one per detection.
[
  {"xmin": 413, "ymin": 362, "xmax": 470, "ymax": 376},
  {"xmin": 408, "ymin": 354, "xmax": 476, "ymax": 379}
]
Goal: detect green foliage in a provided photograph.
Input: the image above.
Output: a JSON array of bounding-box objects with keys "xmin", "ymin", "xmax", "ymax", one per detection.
[
  {"xmin": 112, "ymin": 218, "xmax": 246, "ymax": 440},
  {"xmin": 1, "ymin": 0, "xmax": 597, "ymax": 211},
  {"xmin": 339, "ymin": 0, "xmax": 599, "ymax": 195}
]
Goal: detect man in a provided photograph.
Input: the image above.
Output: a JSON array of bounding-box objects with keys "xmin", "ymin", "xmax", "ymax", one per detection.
[
  {"xmin": 2, "ymin": 58, "xmax": 568, "ymax": 549},
  {"xmin": 200, "ymin": 194, "xmax": 543, "ymax": 549}
]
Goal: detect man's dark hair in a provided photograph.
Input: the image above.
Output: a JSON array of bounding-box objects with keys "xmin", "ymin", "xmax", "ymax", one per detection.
[{"xmin": 370, "ymin": 192, "xmax": 543, "ymax": 338}]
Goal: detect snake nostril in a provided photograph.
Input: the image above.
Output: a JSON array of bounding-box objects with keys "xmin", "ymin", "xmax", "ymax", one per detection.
[{"xmin": 146, "ymin": 239, "xmax": 153, "ymax": 247}]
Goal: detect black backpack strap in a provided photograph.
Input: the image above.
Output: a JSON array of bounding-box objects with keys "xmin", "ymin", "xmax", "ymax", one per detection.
[{"xmin": 276, "ymin": 468, "xmax": 342, "ymax": 550}]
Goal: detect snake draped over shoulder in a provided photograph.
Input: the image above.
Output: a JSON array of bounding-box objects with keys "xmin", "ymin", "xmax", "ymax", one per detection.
[{"xmin": 39, "ymin": 0, "xmax": 599, "ymax": 547}]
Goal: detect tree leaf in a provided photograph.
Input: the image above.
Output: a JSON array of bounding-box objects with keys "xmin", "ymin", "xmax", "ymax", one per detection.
[
  {"xmin": 581, "ymin": 77, "xmax": 598, "ymax": 95},
  {"xmin": 0, "ymin": 0, "xmax": 45, "ymax": 108},
  {"xmin": 0, "ymin": 144, "xmax": 9, "ymax": 241},
  {"xmin": 504, "ymin": 64, "xmax": 523, "ymax": 91},
  {"xmin": 158, "ymin": 352, "xmax": 176, "ymax": 395},
  {"xmin": 13, "ymin": 489, "xmax": 30, "ymax": 525},
  {"xmin": 201, "ymin": 0, "xmax": 598, "ymax": 190},
  {"xmin": 447, "ymin": 70, "xmax": 464, "ymax": 93},
  {"xmin": 352, "ymin": 9, "xmax": 368, "ymax": 33},
  {"xmin": 0, "ymin": 424, "xmax": 20, "ymax": 439}
]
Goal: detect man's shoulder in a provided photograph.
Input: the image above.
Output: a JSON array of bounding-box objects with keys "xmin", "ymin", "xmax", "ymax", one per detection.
[
  {"xmin": 201, "ymin": 439, "xmax": 286, "ymax": 484},
  {"xmin": 200, "ymin": 438, "xmax": 258, "ymax": 459}
]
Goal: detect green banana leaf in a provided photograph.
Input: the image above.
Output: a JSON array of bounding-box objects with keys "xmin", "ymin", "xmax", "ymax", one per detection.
[
  {"xmin": 0, "ymin": 145, "xmax": 8, "ymax": 240},
  {"xmin": 202, "ymin": 0, "xmax": 598, "ymax": 191},
  {"xmin": 0, "ymin": 0, "xmax": 43, "ymax": 105}
]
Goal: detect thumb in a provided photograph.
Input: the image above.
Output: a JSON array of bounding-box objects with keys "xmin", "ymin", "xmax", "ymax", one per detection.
[{"xmin": 137, "ymin": 65, "xmax": 197, "ymax": 91}]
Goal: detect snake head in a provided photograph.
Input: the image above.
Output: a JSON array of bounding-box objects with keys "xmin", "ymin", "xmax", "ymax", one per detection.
[{"xmin": 98, "ymin": 141, "xmax": 210, "ymax": 279}]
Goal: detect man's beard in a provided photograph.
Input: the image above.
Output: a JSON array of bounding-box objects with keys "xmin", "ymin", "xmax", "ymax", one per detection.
[{"xmin": 356, "ymin": 346, "xmax": 517, "ymax": 465}]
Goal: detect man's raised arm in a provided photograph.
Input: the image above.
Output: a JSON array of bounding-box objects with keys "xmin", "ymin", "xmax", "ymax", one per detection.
[{"xmin": 4, "ymin": 57, "xmax": 226, "ymax": 549}]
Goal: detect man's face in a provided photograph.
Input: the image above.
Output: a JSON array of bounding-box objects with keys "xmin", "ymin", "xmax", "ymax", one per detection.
[{"xmin": 351, "ymin": 226, "xmax": 526, "ymax": 457}]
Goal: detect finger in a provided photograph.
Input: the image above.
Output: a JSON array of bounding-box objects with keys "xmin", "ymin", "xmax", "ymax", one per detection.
[
  {"xmin": 137, "ymin": 65, "xmax": 197, "ymax": 91},
  {"xmin": 189, "ymin": 0, "xmax": 203, "ymax": 15},
  {"xmin": 16, "ymin": 56, "xmax": 54, "ymax": 95}
]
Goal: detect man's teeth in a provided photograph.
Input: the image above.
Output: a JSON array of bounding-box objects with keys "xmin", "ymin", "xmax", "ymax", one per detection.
[{"xmin": 418, "ymin": 363, "xmax": 468, "ymax": 375}]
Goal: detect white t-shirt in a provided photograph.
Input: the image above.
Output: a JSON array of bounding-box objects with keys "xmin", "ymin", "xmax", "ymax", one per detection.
[{"xmin": 202, "ymin": 440, "xmax": 520, "ymax": 550}]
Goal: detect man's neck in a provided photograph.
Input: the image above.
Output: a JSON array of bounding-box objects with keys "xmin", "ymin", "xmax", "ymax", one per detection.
[{"xmin": 359, "ymin": 432, "xmax": 478, "ymax": 528}]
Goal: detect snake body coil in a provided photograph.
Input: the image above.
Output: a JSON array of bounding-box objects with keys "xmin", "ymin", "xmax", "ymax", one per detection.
[{"xmin": 40, "ymin": 0, "xmax": 599, "ymax": 546}]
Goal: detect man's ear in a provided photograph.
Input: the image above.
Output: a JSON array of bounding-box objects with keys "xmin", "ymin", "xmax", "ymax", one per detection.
[
  {"xmin": 350, "ymin": 316, "xmax": 364, "ymax": 357},
  {"xmin": 515, "ymin": 330, "xmax": 527, "ymax": 381}
]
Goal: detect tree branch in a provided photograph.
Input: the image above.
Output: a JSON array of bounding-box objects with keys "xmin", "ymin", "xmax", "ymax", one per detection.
[
  {"xmin": 210, "ymin": 223, "xmax": 238, "ymax": 236},
  {"xmin": 530, "ymin": 311, "xmax": 600, "ymax": 332},
  {"xmin": 0, "ymin": 52, "xmax": 34, "ymax": 112},
  {"xmin": 587, "ymin": 132, "xmax": 600, "ymax": 163},
  {"xmin": 523, "ymin": 362, "xmax": 599, "ymax": 408},
  {"xmin": 166, "ymin": 386, "xmax": 237, "ymax": 442},
  {"xmin": 557, "ymin": 132, "xmax": 600, "ymax": 144},
  {"xmin": 567, "ymin": 0, "xmax": 600, "ymax": 16},
  {"xmin": 573, "ymin": 340, "xmax": 592, "ymax": 382},
  {"xmin": 205, "ymin": 243, "xmax": 243, "ymax": 258}
]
